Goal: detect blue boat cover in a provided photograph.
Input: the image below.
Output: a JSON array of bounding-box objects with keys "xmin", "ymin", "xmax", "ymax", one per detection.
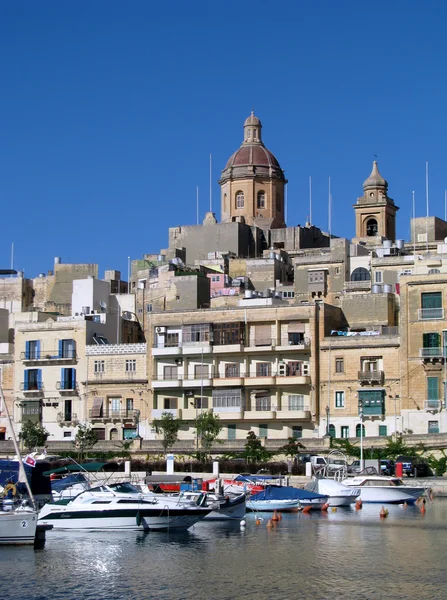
[
  {"xmin": 250, "ymin": 485, "xmax": 327, "ymax": 501},
  {"xmin": 51, "ymin": 473, "xmax": 88, "ymax": 493}
]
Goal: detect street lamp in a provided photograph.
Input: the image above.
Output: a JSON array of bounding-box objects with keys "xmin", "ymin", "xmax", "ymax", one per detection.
[
  {"xmin": 325, "ymin": 405, "xmax": 330, "ymax": 437},
  {"xmin": 359, "ymin": 403, "xmax": 364, "ymax": 472}
]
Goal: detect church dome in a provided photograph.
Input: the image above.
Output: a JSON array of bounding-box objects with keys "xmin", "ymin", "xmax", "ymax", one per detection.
[
  {"xmin": 363, "ymin": 161, "xmax": 388, "ymax": 191},
  {"xmin": 219, "ymin": 112, "xmax": 286, "ymax": 183}
]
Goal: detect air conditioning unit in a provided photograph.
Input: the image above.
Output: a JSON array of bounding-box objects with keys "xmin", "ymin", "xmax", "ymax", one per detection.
[
  {"xmin": 278, "ymin": 362, "xmax": 288, "ymax": 377},
  {"xmin": 156, "ymin": 326, "xmax": 166, "ymax": 334},
  {"xmin": 303, "ymin": 363, "xmax": 310, "ymax": 376},
  {"xmin": 174, "ymin": 358, "xmax": 183, "ymax": 365}
]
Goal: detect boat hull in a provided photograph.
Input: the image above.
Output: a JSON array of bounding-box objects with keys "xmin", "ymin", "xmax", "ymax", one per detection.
[
  {"xmin": 0, "ymin": 510, "xmax": 38, "ymax": 545},
  {"xmin": 246, "ymin": 499, "xmax": 300, "ymax": 512}
]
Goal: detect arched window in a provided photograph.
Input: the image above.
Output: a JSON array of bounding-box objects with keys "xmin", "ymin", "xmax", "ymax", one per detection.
[
  {"xmin": 276, "ymin": 193, "xmax": 282, "ymax": 212},
  {"xmin": 366, "ymin": 218, "xmax": 378, "ymax": 236},
  {"xmin": 351, "ymin": 267, "xmax": 371, "ymax": 282},
  {"xmin": 355, "ymin": 423, "xmax": 366, "ymax": 438},
  {"xmin": 236, "ymin": 191, "xmax": 244, "ymax": 209},
  {"xmin": 328, "ymin": 424, "xmax": 336, "ymax": 438},
  {"xmin": 110, "ymin": 428, "xmax": 119, "ymax": 441},
  {"xmin": 428, "ymin": 268, "xmax": 440, "ymax": 275},
  {"xmin": 257, "ymin": 191, "xmax": 266, "ymax": 209}
]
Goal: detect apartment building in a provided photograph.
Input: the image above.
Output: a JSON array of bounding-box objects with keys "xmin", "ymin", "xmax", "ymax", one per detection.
[{"xmin": 149, "ymin": 299, "xmax": 319, "ymax": 442}]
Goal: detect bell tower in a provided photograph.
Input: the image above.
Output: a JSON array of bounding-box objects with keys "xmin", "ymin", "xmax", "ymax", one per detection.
[{"xmin": 353, "ymin": 161, "xmax": 399, "ymax": 243}]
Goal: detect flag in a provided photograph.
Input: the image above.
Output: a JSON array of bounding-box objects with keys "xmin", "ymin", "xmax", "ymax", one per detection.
[{"xmin": 23, "ymin": 454, "xmax": 36, "ymax": 468}]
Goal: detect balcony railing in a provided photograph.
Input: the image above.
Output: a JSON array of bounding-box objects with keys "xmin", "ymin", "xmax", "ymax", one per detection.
[
  {"xmin": 57, "ymin": 412, "xmax": 79, "ymax": 424},
  {"xmin": 56, "ymin": 381, "xmax": 78, "ymax": 392},
  {"xmin": 358, "ymin": 370, "xmax": 384, "ymax": 384},
  {"xmin": 88, "ymin": 409, "xmax": 139, "ymax": 421},
  {"xmin": 153, "ymin": 338, "xmax": 310, "ymax": 351},
  {"xmin": 21, "ymin": 349, "xmax": 77, "ymax": 361},
  {"xmin": 418, "ymin": 308, "xmax": 444, "ymax": 320},
  {"xmin": 20, "ymin": 382, "xmax": 44, "ymax": 392},
  {"xmin": 153, "ymin": 369, "xmax": 310, "ymax": 381},
  {"xmin": 420, "ymin": 347, "xmax": 444, "ymax": 359},
  {"xmin": 424, "ymin": 399, "xmax": 442, "ymax": 411}
]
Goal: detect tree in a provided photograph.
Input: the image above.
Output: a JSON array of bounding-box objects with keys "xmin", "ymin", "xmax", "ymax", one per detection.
[
  {"xmin": 74, "ymin": 424, "xmax": 98, "ymax": 461},
  {"xmin": 152, "ymin": 411, "xmax": 183, "ymax": 454},
  {"xmin": 19, "ymin": 421, "xmax": 49, "ymax": 451},
  {"xmin": 194, "ymin": 411, "xmax": 223, "ymax": 459},
  {"xmin": 278, "ymin": 437, "xmax": 306, "ymax": 458},
  {"xmin": 241, "ymin": 431, "xmax": 271, "ymax": 463}
]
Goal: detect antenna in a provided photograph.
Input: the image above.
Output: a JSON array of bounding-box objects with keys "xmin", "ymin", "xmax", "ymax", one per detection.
[
  {"xmin": 445, "ymin": 190, "xmax": 446, "ymax": 222},
  {"xmin": 328, "ymin": 176, "xmax": 332, "ymax": 238},
  {"xmin": 196, "ymin": 185, "xmax": 199, "ymax": 225},
  {"xmin": 127, "ymin": 256, "xmax": 130, "ymax": 285},
  {"xmin": 10, "ymin": 242, "xmax": 14, "ymax": 278},
  {"xmin": 285, "ymin": 183, "xmax": 288, "ymax": 225},
  {"xmin": 309, "ymin": 176, "xmax": 312, "ymax": 226},
  {"xmin": 412, "ymin": 190, "xmax": 416, "ymax": 258},
  {"xmin": 426, "ymin": 162, "xmax": 429, "ymax": 252},
  {"xmin": 209, "ymin": 153, "xmax": 212, "ymax": 213}
]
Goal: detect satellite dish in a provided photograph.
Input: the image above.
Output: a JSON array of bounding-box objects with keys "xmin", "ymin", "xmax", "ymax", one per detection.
[{"xmin": 99, "ymin": 301, "xmax": 107, "ymax": 310}]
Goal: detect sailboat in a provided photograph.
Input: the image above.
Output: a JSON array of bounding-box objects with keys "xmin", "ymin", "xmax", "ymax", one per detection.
[{"xmin": 0, "ymin": 384, "xmax": 41, "ymax": 545}]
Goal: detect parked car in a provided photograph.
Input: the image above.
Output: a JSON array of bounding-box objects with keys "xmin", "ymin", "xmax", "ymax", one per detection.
[
  {"xmin": 347, "ymin": 460, "xmax": 361, "ymax": 474},
  {"xmin": 380, "ymin": 459, "xmax": 395, "ymax": 476},
  {"xmin": 395, "ymin": 456, "xmax": 432, "ymax": 477}
]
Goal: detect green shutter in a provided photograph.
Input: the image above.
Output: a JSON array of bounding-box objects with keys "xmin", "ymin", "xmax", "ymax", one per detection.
[
  {"xmin": 423, "ymin": 332, "xmax": 440, "ymax": 348},
  {"xmin": 422, "ymin": 292, "xmax": 442, "ymax": 309},
  {"xmin": 259, "ymin": 424, "xmax": 268, "ymax": 438},
  {"xmin": 379, "ymin": 425, "xmax": 387, "ymax": 436},
  {"xmin": 427, "ymin": 377, "xmax": 439, "ymax": 400}
]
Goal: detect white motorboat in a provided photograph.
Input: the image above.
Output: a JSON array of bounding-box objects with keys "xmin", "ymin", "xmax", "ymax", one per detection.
[
  {"xmin": 306, "ymin": 478, "xmax": 360, "ymax": 507},
  {"xmin": 173, "ymin": 491, "xmax": 246, "ymax": 521},
  {"xmin": 342, "ymin": 475, "xmax": 427, "ymax": 504},
  {"xmin": 246, "ymin": 485, "xmax": 328, "ymax": 512},
  {"xmin": 38, "ymin": 482, "xmax": 212, "ymax": 531}
]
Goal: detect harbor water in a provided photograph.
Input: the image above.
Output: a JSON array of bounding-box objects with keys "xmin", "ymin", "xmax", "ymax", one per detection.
[{"xmin": 1, "ymin": 499, "xmax": 447, "ymax": 600}]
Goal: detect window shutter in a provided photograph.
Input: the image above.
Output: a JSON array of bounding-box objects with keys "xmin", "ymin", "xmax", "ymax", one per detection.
[
  {"xmin": 427, "ymin": 377, "xmax": 439, "ymax": 400},
  {"xmin": 25, "ymin": 341, "xmax": 30, "ymax": 360},
  {"xmin": 24, "ymin": 370, "xmax": 29, "ymax": 391},
  {"xmin": 72, "ymin": 369, "xmax": 76, "ymax": 388},
  {"xmin": 255, "ymin": 325, "xmax": 271, "ymax": 346},
  {"xmin": 36, "ymin": 340, "xmax": 41, "ymax": 358},
  {"xmin": 58, "ymin": 340, "xmax": 63, "ymax": 358},
  {"xmin": 288, "ymin": 323, "xmax": 305, "ymax": 333},
  {"xmin": 37, "ymin": 369, "xmax": 42, "ymax": 390}
]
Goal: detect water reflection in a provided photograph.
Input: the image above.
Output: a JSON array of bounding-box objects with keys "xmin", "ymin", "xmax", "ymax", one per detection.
[{"xmin": 0, "ymin": 501, "xmax": 446, "ymax": 600}]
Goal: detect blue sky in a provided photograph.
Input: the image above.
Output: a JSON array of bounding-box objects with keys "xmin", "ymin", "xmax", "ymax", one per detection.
[{"xmin": 1, "ymin": 1, "xmax": 446, "ymax": 278}]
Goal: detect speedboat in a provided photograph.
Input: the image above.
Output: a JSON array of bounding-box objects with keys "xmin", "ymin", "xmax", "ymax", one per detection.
[
  {"xmin": 306, "ymin": 478, "xmax": 360, "ymax": 507},
  {"xmin": 176, "ymin": 490, "xmax": 246, "ymax": 521},
  {"xmin": 247, "ymin": 485, "xmax": 328, "ymax": 512},
  {"xmin": 38, "ymin": 482, "xmax": 212, "ymax": 531},
  {"xmin": 342, "ymin": 475, "xmax": 427, "ymax": 504}
]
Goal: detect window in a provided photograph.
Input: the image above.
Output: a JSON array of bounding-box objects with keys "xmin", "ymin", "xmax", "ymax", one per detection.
[
  {"xmin": 126, "ymin": 359, "xmax": 136, "ymax": 372},
  {"xmin": 212, "ymin": 389, "xmax": 244, "ymax": 412},
  {"xmin": 335, "ymin": 267, "xmax": 340, "ymax": 275},
  {"xmin": 335, "ymin": 358, "xmax": 344, "ymax": 373},
  {"xmin": 163, "ymin": 365, "xmax": 178, "ymax": 380},
  {"xmin": 422, "ymin": 333, "xmax": 441, "ymax": 358},
  {"xmin": 22, "ymin": 400, "xmax": 41, "ymax": 422},
  {"xmin": 358, "ymin": 390, "xmax": 385, "ymax": 416},
  {"xmin": 356, "ymin": 423, "xmax": 366, "ymax": 437},
  {"xmin": 366, "ymin": 219, "xmax": 378, "ymax": 236},
  {"xmin": 163, "ymin": 398, "xmax": 177, "ymax": 409},
  {"xmin": 256, "ymin": 363, "xmax": 271, "ymax": 377},
  {"xmin": 94, "ymin": 360, "xmax": 105, "ymax": 373},
  {"xmin": 194, "ymin": 364, "xmax": 209, "ymax": 378},
  {"xmin": 428, "ymin": 420, "xmax": 439, "ymax": 434},
  {"xmin": 225, "ymin": 363, "xmax": 240, "ymax": 378},
  {"xmin": 288, "ymin": 332, "xmax": 304, "ymax": 345},
  {"xmin": 351, "ymin": 267, "xmax": 371, "ymax": 282},
  {"xmin": 165, "ymin": 333, "xmax": 179, "ymax": 347},
  {"xmin": 63, "ymin": 431, "xmax": 72, "ymax": 438},
  {"xmin": 341, "ymin": 426, "xmax": 349, "ymax": 439},
  {"xmin": 25, "ymin": 340, "xmax": 40, "ymax": 360},
  {"xmin": 288, "ymin": 362, "xmax": 301, "ymax": 376},
  {"xmin": 194, "ymin": 397, "xmax": 209, "ymax": 409},
  {"xmin": 378, "ymin": 425, "xmax": 387, "ymax": 437},
  {"xmin": 211, "ymin": 275, "xmax": 220, "ymax": 282},
  {"xmin": 259, "ymin": 424, "xmax": 268, "ymax": 438},
  {"xmin": 335, "ymin": 391, "xmax": 345, "ymax": 408},
  {"xmin": 110, "ymin": 398, "xmax": 121, "ymax": 415},
  {"xmin": 64, "ymin": 399, "xmax": 72, "ymax": 421},
  {"xmin": 257, "ymin": 191, "xmax": 266, "ymax": 209},
  {"xmin": 292, "ymin": 426, "xmax": 302, "ymax": 439},
  {"xmin": 361, "ymin": 358, "xmax": 379, "ymax": 372},
  {"xmin": 182, "ymin": 324, "xmax": 211, "ymax": 343},
  {"xmin": 276, "ymin": 193, "xmax": 281, "ymax": 212},
  {"xmin": 288, "ymin": 395, "xmax": 304, "ymax": 410},
  {"xmin": 374, "ymin": 271, "xmax": 383, "ymax": 284},
  {"xmin": 59, "ymin": 339, "xmax": 76, "ymax": 359},
  {"xmin": 126, "ymin": 398, "xmax": 134, "ymax": 412},
  {"xmin": 255, "ymin": 396, "xmax": 271, "ymax": 411},
  {"xmin": 146, "ymin": 304, "xmax": 153, "ymax": 313},
  {"xmin": 23, "ymin": 369, "xmax": 42, "ymax": 391},
  {"xmin": 214, "ymin": 322, "xmax": 245, "ymax": 345},
  {"xmin": 421, "ymin": 292, "xmax": 443, "ymax": 319},
  {"xmin": 282, "ymin": 291, "xmax": 295, "ymax": 299},
  {"xmin": 427, "ymin": 377, "xmax": 439, "ymax": 401},
  {"xmin": 428, "ymin": 269, "xmax": 440, "ymax": 275},
  {"xmin": 328, "ymin": 424, "xmax": 336, "ymax": 438},
  {"xmin": 227, "ymin": 424, "xmax": 236, "ymax": 440},
  {"xmin": 236, "ymin": 191, "xmax": 244, "ymax": 209}
]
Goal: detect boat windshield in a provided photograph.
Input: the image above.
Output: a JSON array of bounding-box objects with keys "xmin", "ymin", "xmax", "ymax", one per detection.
[
  {"xmin": 361, "ymin": 479, "xmax": 403, "ymax": 487},
  {"xmin": 109, "ymin": 483, "xmax": 140, "ymax": 494}
]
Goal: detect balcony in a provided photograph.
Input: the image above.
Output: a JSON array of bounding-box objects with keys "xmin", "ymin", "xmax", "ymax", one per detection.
[
  {"xmin": 420, "ymin": 347, "xmax": 444, "ymax": 361},
  {"xmin": 418, "ymin": 308, "xmax": 444, "ymax": 320},
  {"xmin": 344, "ymin": 280, "xmax": 372, "ymax": 292},
  {"xmin": 57, "ymin": 412, "xmax": 79, "ymax": 425},
  {"xmin": 56, "ymin": 381, "xmax": 79, "ymax": 394},
  {"xmin": 213, "ymin": 343, "xmax": 245, "ymax": 354},
  {"xmin": 21, "ymin": 350, "xmax": 77, "ymax": 363},
  {"xmin": 276, "ymin": 375, "xmax": 311, "ymax": 385},
  {"xmin": 424, "ymin": 399, "xmax": 442, "ymax": 411},
  {"xmin": 244, "ymin": 410, "xmax": 277, "ymax": 420},
  {"xmin": 213, "ymin": 376, "xmax": 244, "ymax": 387},
  {"xmin": 210, "ymin": 408, "xmax": 244, "ymax": 420},
  {"xmin": 358, "ymin": 370, "xmax": 384, "ymax": 385},
  {"xmin": 181, "ymin": 343, "xmax": 212, "ymax": 355},
  {"xmin": 245, "ymin": 339, "xmax": 275, "ymax": 352},
  {"xmin": 20, "ymin": 382, "xmax": 44, "ymax": 396},
  {"xmin": 275, "ymin": 338, "xmax": 310, "ymax": 352},
  {"xmin": 88, "ymin": 409, "xmax": 139, "ymax": 422},
  {"xmin": 152, "ymin": 344, "xmax": 182, "ymax": 357},
  {"xmin": 244, "ymin": 375, "xmax": 276, "ymax": 386},
  {"xmin": 151, "ymin": 408, "xmax": 181, "ymax": 419},
  {"xmin": 276, "ymin": 409, "xmax": 312, "ymax": 420}
]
